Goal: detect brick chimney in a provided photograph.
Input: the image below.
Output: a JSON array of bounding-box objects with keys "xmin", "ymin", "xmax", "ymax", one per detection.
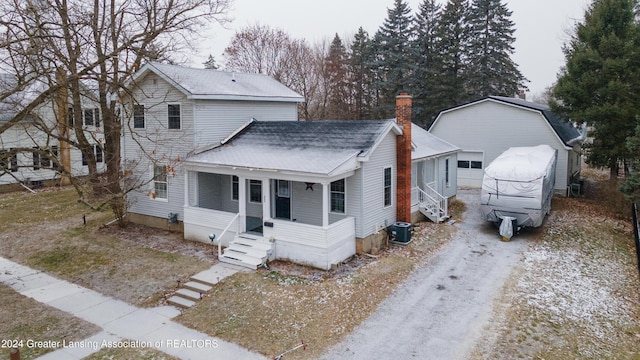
[{"xmin": 395, "ymin": 93, "xmax": 412, "ymax": 223}]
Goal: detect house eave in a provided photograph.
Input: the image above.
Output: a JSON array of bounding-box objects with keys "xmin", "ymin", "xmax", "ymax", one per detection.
[
  {"xmin": 183, "ymin": 161, "xmax": 359, "ymax": 182},
  {"xmin": 189, "ymin": 94, "xmax": 305, "ymax": 103}
]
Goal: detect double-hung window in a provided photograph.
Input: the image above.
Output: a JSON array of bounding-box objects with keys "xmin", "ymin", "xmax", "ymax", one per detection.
[
  {"xmin": 384, "ymin": 167, "xmax": 392, "ymax": 207},
  {"xmin": 133, "ymin": 104, "xmax": 145, "ymax": 129},
  {"xmin": 168, "ymin": 104, "xmax": 181, "ymax": 129},
  {"xmin": 153, "ymin": 165, "xmax": 168, "ymax": 200},
  {"xmin": 330, "ymin": 179, "xmax": 345, "ymax": 213},
  {"xmin": 83, "ymin": 108, "xmax": 100, "ymax": 127}
]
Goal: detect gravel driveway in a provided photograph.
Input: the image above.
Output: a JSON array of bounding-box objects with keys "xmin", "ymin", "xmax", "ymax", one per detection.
[{"xmin": 321, "ymin": 189, "xmax": 530, "ymax": 360}]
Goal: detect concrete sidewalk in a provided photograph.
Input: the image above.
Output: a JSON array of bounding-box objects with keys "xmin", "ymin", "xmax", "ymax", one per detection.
[{"xmin": 0, "ymin": 257, "xmax": 265, "ymax": 360}]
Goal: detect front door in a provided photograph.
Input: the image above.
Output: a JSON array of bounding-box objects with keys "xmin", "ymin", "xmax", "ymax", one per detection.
[{"xmin": 275, "ymin": 180, "xmax": 291, "ymax": 220}]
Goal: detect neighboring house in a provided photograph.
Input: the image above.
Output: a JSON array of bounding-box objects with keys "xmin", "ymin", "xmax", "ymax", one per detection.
[
  {"xmin": 429, "ymin": 96, "xmax": 583, "ymax": 195},
  {"xmin": 0, "ymin": 75, "xmax": 105, "ymax": 190},
  {"xmin": 122, "ymin": 63, "xmax": 458, "ymax": 269}
]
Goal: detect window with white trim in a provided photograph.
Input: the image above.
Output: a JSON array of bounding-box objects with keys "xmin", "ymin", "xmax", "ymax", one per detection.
[
  {"xmin": 153, "ymin": 165, "xmax": 168, "ymax": 200},
  {"xmin": 457, "ymin": 160, "xmax": 482, "ymax": 169},
  {"xmin": 384, "ymin": 167, "xmax": 392, "ymax": 207},
  {"xmin": 83, "ymin": 108, "xmax": 100, "ymax": 127},
  {"xmin": 330, "ymin": 179, "xmax": 345, "ymax": 213},
  {"xmin": 133, "ymin": 104, "xmax": 145, "ymax": 129},
  {"xmin": 168, "ymin": 104, "xmax": 181, "ymax": 129}
]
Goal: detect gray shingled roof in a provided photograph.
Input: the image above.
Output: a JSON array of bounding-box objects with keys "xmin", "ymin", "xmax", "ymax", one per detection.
[
  {"xmin": 489, "ymin": 96, "xmax": 582, "ymax": 146},
  {"xmin": 411, "ymin": 123, "xmax": 459, "ymax": 159},
  {"xmin": 187, "ymin": 120, "xmax": 398, "ymax": 176},
  {"xmin": 138, "ymin": 62, "xmax": 304, "ymax": 102}
]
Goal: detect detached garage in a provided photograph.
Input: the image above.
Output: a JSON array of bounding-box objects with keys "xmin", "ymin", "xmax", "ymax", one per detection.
[{"xmin": 428, "ymin": 96, "xmax": 584, "ymax": 194}]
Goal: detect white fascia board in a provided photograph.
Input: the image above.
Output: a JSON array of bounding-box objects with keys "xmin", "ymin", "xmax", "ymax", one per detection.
[
  {"xmin": 358, "ymin": 120, "xmax": 402, "ymax": 162},
  {"xmin": 188, "ymin": 94, "xmax": 305, "ymax": 103},
  {"xmin": 183, "ymin": 161, "xmax": 357, "ymax": 184}
]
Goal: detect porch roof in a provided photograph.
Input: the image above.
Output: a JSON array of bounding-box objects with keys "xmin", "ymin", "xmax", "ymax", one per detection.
[
  {"xmin": 411, "ymin": 123, "xmax": 459, "ymax": 160},
  {"xmin": 186, "ymin": 120, "xmax": 400, "ymax": 177}
]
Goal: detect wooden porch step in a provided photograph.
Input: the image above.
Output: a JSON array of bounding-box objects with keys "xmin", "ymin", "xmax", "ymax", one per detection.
[
  {"xmin": 232, "ymin": 238, "xmax": 273, "ymax": 251},
  {"xmin": 219, "ymin": 252, "xmax": 263, "ymax": 270},
  {"xmin": 236, "ymin": 233, "xmax": 271, "ymax": 243},
  {"xmin": 225, "ymin": 245, "xmax": 268, "ymax": 260}
]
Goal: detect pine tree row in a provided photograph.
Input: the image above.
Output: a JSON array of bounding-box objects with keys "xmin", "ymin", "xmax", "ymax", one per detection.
[{"xmin": 324, "ymin": 0, "xmax": 527, "ymax": 127}]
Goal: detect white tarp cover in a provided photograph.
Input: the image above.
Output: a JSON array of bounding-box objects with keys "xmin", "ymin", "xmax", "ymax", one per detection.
[{"xmin": 480, "ymin": 145, "xmax": 557, "ymax": 228}]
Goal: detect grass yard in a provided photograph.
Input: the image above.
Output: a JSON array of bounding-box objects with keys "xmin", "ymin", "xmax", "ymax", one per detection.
[
  {"xmin": 0, "ymin": 284, "xmax": 100, "ymax": 360},
  {"xmin": 0, "ymin": 187, "xmax": 212, "ymax": 307},
  {"xmin": 84, "ymin": 345, "xmax": 180, "ymax": 360}
]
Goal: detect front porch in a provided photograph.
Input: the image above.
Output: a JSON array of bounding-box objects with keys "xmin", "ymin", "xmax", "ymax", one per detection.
[{"xmin": 183, "ymin": 170, "xmax": 356, "ymax": 270}]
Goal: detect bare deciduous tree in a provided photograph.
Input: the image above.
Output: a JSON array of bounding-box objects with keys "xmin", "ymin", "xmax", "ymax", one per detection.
[
  {"xmin": 223, "ymin": 23, "xmax": 324, "ymax": 120},
  {"xmin": 0, "ymin": 0, "xmax": 231, "ymax": 225}
]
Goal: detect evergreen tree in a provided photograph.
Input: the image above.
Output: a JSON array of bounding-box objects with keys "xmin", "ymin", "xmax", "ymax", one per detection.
[
  {"xmin": 553, "ymin": 0, "xmax": 640, "ymax": 178},
  {"xmin": 349, "ymin": 27, "xmax": 374, "ymax": 120},
  {"xmin": 325, "ymin": 34, "xmax": 352, "ymax": 119},
  {"xmin": 203, "ymin": 54, "xmax": 219, "ymax": 69},
  {"xmin": 431, "ymin": 0, "xmax": 470, "ymax": 110},
  {"xmin": 371, "ymin": 0, "xmax": 415, "ymax": 118},
  {"xmin": 466, "ymin": 0, "xmax": 526, "ymax": 98},
  {"xmin": 411, "ymin": 0, "xmax": 442, "ymax": 126}
]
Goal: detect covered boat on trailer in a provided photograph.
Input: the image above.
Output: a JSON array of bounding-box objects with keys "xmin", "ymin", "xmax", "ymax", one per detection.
[{"xmin": 480, "ymin": 145, "xmax": 557, "ymax": 239}]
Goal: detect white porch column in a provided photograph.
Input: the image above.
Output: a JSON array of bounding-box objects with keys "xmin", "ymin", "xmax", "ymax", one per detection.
[
  {"xmin": 238, "ymin": 176, "xmax": 247, "ymax": 233},
  {"xmin": 262, "ymin": 179, "xmax": 271, "ymax": 220},
  {"xmin": 322, "ymin": 182, "xmax": 329, "ymax": 227},
  {"xmin": 183, "ymin": 170, "xmax": 189, "ymax": 207}
]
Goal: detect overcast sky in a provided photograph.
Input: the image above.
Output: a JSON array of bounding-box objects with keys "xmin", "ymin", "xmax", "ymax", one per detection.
[{"xmin": 196, "ymin": 0, "xmax": 592, "ymax": 97}]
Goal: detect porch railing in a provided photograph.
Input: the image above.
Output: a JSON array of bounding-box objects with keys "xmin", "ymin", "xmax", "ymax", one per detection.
[
  {"xmin": 414, "ymin": 182, "xmax": 448, "ymax": 220},
  {"xmin": 216, "ymin": 212, "xmax": 241, "ymax": 259}
]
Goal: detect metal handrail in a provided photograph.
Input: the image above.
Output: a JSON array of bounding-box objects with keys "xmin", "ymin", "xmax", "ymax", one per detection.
[{"xmin": 216, "ymin": 213, "xmax": 241, "ymax": 259}]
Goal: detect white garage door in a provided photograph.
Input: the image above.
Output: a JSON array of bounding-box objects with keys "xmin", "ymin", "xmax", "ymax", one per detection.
[{"xmin": 457, "ymin": 151, "xmax": 484, "ymax": 188}]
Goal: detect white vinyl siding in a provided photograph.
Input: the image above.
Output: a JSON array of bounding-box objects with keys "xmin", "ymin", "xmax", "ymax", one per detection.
[
  {"xmin": 358, "ymin": 131, "xmax": 397, "ymax": 238},
  {"xmin": 430, "ymin": 100, "xmax": 575, "ymax": 192},
  {"xmin": 192, "ymin": 101, "xmax": 299, "ymax": 148}
]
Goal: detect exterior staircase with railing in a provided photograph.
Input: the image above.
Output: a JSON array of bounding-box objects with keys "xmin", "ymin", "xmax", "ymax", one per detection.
[{"xmin": 415, "ymin": 182, "xmax": 449, "ymax": 223}]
